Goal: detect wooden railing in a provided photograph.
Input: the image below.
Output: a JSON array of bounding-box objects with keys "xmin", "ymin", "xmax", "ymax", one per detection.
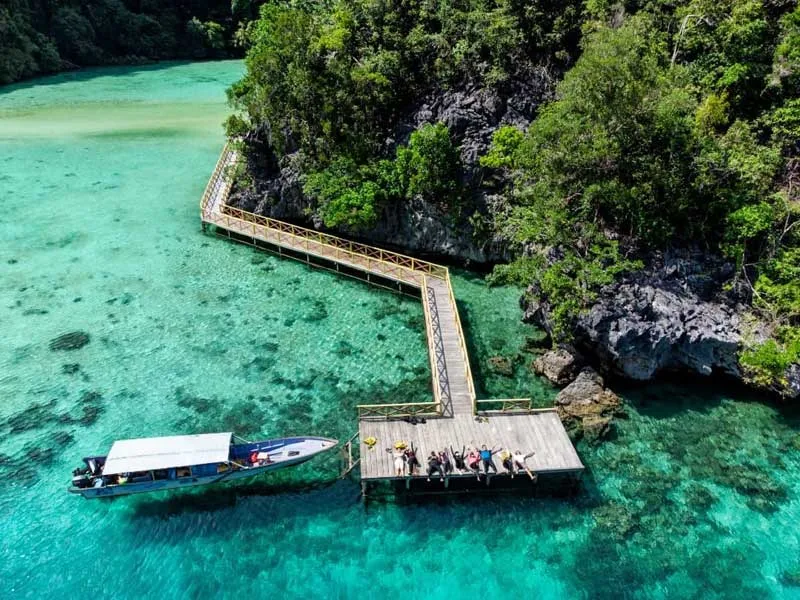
[
  {"xmin": 357, "ymin": 401, "xmax": 440, "ymax": 419},
  {"xmin": 218, "ymin": 205, "xmax": 448, "ymax": 285},
  {"xmin": 474, "ymin": 399, "xmax": 552, "ymax": 413},
  {"xmin": 200, "ymin": 143, "xmax": 490, "ymax": 421},
  {"xmin": 419, "ymin": 276, "xmax": 443, "ymax": 413},
  {"xmin": 444, "ymin": 271, "xmax": 477, "ymax": 411},
  {"xmin": 201, "ymin": 143, "xmax": 449, "ymax": 283},
  {"xmin": 200, "ymin": 142, "xmax": 236, "ymax": 215}
]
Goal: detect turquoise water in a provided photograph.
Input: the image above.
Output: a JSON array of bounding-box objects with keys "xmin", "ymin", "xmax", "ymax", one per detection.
[{"xmin": 1, "ymin": 62, "xmax": 800, "ymax": 599}]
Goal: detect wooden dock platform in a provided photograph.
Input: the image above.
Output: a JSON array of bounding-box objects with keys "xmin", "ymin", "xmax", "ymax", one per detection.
[
  {"xmin": 358, "ymin": 411, "xmax": 584, "ymax": 480},
  {"xmin": 200, "ymin": 143, "xmax": 584, "ymax": 493}
]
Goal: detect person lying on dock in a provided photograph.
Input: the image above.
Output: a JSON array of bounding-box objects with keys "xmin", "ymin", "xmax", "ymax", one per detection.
[
  {"xmin": 404, "ymin": 444, "xmax": 420, "ymax": 476},
  {"xmin": 479, "ymin": 445, "xmax": 501, "ymax": 476},
  {"xmin": 500, "ymin": 450, "xmax": 514, "ymax": 477},
  {"xmin": 426, "ymin": 452, "xmax": 444, "ymax": 482},
  {"xmin": 450, "ymin": 445, "xmax": 467, "ymax": 473},
  {"xmin": 466, "ymin": 449, "xmax": 481, "ymax": 480},
  {"xmin": 439, "ymin": 449, "xmax": 453, "ymax": 475},
  {"xmin": 513, "ymin": 450, "xmax": 537, "ymax": 481}
]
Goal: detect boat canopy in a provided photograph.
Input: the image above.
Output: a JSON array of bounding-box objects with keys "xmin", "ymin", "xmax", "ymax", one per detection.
[{"xmin": 102, "ymin": 433, "xmax": 233, "ymax": 475}]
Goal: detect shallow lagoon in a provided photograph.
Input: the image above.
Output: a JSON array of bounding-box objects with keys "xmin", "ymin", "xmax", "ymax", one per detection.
[{"xmin": 1, "ymin": 62, "xmax": 799, "ymax": 599}]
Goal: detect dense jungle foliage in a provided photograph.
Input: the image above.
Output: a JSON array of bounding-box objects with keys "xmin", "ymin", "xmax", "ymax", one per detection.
[
  {"xmin": 0, "ymin": 0, "xmax": 265, "ymax": 84},
  {"xmin": 485, "ymin": 1, "xmax": 800, "ymax": 387},
  {"xmin": 227, "ymin": 0, "xmax": 583, "ymax": 227},
  {"xmin": 228, "ymin": 0, "xmax": 799, "ymax": 389}
]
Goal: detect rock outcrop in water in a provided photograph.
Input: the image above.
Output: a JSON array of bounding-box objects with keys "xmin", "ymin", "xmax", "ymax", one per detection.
[
  {"xmin": 230, "ymin": 77, "xmax": 551, "ymax": 264},
  {"xmin": 532, "ymin": 347, "xmax": 583, "ymax": 386},
  {"xmin": 556, "ymin": 368, "xmax": 622, "ymax": 443},
  {"xmin": 523, "ymin": 250, "xmax": 800, "ymax": 399}
]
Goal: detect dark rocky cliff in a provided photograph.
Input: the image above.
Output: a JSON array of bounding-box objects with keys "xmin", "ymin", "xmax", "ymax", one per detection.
[
  {"xmin": 229, "ymin": 74, "xmax": 553, "ymax": 264},
  {"xmin": 523, "ymin": 250, "xmax": 800, "ymax": 399}
]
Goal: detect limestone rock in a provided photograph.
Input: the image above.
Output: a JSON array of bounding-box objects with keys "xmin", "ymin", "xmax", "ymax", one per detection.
[
  {"xmin": 785, "ymin": 363, "xmax": 800, "ymax": 400},
  {"xmin": 556, "ymin": 368, "xmax": 622, "ymax": 443},
  {"xmin": 523, "ymin": 250, "xmax": 751, "ymax": 382},
  {"xmin": 532, "ymin": 348, "xmax": 582, "ymax": 386},
  {"xmin": 229, "ymin": 75, "xmax": 556, "ymax": 264},
  {"xmin": 524, "ymin": 250, "xmax": 800, "ymax": 399}
]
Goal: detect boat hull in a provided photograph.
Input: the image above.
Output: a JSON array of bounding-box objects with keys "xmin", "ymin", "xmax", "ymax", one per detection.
[{"xmin": 69, "ymin": 436, "xmax": 337, "ymax": 499}]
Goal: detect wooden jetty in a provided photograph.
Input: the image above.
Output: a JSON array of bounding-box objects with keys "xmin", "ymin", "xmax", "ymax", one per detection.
[{"xmin": 200, "ymin": 143, "xmax": 584, "ymax": 496}]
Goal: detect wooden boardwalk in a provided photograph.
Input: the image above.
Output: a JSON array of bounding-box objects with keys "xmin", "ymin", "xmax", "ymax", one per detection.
[{"xmin": 200, "ymin": 143, "xmax": 584, "ymax": 489}]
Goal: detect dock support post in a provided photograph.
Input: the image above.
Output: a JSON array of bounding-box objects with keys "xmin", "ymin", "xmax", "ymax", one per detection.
[
  {"xmin": 405, "ymin": 477, "xmax": 411, "ymax": 490},
  {"xmin": 445, "ymin": 476, "xmax": 449, "ymax": 489}
]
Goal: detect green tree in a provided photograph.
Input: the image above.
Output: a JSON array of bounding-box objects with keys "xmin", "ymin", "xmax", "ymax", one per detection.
[
  {"xmin": 482, "ymin": 12, "xmax": 789, "ymax": 342},
  {"xmin": 304, "ymin": 158, "xmax": 385, "ymax": 230},
  {"xmin": 395, "ymin": 123, "xmax": 461, "ymax": 204}
]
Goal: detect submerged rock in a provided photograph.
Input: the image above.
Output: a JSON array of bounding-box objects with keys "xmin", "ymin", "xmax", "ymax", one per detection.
[
  {"xmin": 782, "ymin": 568, "xmax": 800, "ymax": 587},
  {"xmin": 49, "ymin": 331, "xmax": 90, "ymax": 351},
  {"xmin": 6, "ymin": 399, "xmax": 58, "ymax": 434},
  {"xmin": 532, "ymin": 347, "xmax": 582, "ymax": 386},
  {"xmin": 556, "ymin": 368, "xmax": 622, "ymax": 443},
  {"xmin": 487, "ymin": 355, "xmax": 514, "ymax": 377},
  {"xmin": 581, "ymin": 415, "xmax": 613, "ymax": 444},
  {"xmin": 591, "ymin": 501, "xmax": 638, "ymax": 541}
]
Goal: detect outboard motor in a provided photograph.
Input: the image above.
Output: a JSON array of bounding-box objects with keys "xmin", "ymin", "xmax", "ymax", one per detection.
[{"xmin": 71, "ymin": 473, "xmax": 91, "ymax": 488}]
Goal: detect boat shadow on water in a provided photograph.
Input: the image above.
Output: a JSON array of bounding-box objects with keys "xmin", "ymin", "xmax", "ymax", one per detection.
[{"xmin": 127, "ymin": 477, "xmax": 358, "ymax": 519}]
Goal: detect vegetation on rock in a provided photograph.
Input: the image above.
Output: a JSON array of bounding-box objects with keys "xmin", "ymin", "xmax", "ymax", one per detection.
[
  {"xmin": 483, "ymin": 3, "xmax": 799, "ymax": 389},
  {"xmin": 228, "ymin": 0, "xmax": 584, "ymax": 229},
  {"xmin": 226, "ymin": 0, "xmax": 798, "ymax": 392}
]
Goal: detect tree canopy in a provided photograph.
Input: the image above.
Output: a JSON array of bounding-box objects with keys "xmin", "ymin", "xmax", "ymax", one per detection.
[
  {"xmin": 228, "ymin": 0, "xmax": 798, "ymax": 389},
  {"xmin": 0, "ymin": 0, "xmax": 265, "ymax": 84},
  {"xmin": 484, "ymin": 2, "xmax": 799, "ymax": 387}
]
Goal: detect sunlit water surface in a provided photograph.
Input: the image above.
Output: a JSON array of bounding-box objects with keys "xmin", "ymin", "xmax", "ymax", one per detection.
[{"xmin": 1, "ymin": 62, "xmax": 799, "ymax": 599}]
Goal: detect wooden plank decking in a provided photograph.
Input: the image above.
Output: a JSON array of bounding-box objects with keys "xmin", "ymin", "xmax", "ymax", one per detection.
[
  {"xmin": 357, "ymin": 411, "xmax": 584, "ymax": 480},
  {"xmin": 200, "ymin": 143, "xmax": 584, "ymax": 486}
]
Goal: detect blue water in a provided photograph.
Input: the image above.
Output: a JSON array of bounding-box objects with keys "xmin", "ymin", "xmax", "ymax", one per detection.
[{"xmin": 1, "ymin": 61, "xmax": 800, "ymax": 599}]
